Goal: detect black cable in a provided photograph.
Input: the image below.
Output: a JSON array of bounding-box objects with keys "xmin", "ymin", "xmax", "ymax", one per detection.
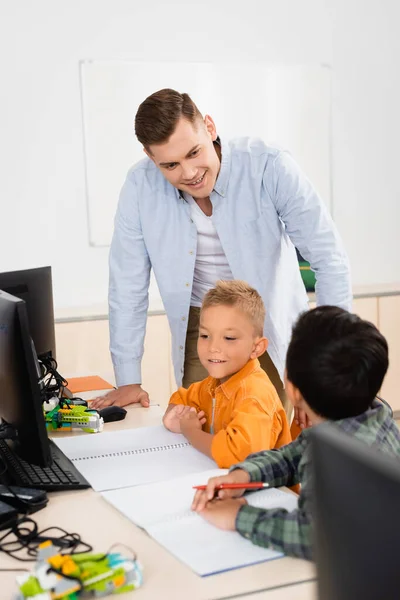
[
  {"xmin": 39, "ymin": 356, "xmax": 69, "ymax": 401},
  {"xmin": 0, "ymin": 456, "xmax": 91, "ymax": 562},
  {"xmin": 0, "ymin": 516, "xmax": 93, "ymax": 562},
  {"xmin": 0, "ymin": 516, "xmax": 41, "ymax": 561}
]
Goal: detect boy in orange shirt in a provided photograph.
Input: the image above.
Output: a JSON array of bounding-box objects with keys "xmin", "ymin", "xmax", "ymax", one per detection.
[{"xmin": 162, "ymin": 280, "xmax": 291, "ymax": 468}]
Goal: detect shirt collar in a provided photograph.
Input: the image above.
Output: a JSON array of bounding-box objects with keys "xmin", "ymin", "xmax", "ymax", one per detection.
[
  {"xmin": 208, "ymin": 358, "xmax": 261, "ymax": 399},
  {"xmin": 213, "ymin": 136, "xmax": 231, "ymax": 197},
  {"xmin": 299, "ymin": 398, "xmax": 388, "ymax": 442},
  {"xmin": 175, "ymin": 136, "xmax": 231, "ymax": 201}
]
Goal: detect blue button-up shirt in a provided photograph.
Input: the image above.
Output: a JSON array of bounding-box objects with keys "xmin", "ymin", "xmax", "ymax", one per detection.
[{"xmin": 109, "ymin": 137, "xmax": 351, "ymax": 388}]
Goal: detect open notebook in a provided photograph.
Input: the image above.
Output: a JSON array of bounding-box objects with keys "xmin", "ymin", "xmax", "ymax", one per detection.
[
  {"xmin": 102, "ymin": 469, "xmax": 299, "ymax": 577},
  {"xmin": 53, "ymin": 425, "xmax": 217, "ymax": 492}
]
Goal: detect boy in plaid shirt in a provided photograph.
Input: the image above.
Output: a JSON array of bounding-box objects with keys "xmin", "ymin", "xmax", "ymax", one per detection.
[{"xmin": 192, "ymin": 306, "xmax": 400, "ymax": 560}]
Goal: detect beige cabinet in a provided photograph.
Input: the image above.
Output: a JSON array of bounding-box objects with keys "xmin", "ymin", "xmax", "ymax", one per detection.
[
  {"xmin": 55, "ymin": 292, "xmax": 399, "ymax": 414},
  {"xmin": 310, "ymin": 297, "xmax": 378, "ymax": 324},
  {"xmin": 55, "ymin": 314, "xmax": 174, "ymax": 408},
  {"xmin": 352, "ymin": 297, "xmax": 379, "ymax": 326},
  {"xmin": 379, "ymin": 296, "xmax": 400, "ymax": 412}
]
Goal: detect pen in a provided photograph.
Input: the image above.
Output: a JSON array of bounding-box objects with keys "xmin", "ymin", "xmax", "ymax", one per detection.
[{"xmin": 192, "ymin": 482, "xmax": 269, "ymax": 491}]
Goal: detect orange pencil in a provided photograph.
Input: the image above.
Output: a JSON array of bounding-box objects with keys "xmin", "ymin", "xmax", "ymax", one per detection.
[{"xmin": 193, "ymin": 482, "xmax": 269, "ymax": 491}]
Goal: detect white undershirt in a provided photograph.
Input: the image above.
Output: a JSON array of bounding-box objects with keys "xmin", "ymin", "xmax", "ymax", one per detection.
[{"xmin": 185, "ymin": 195, "xmax": 234, "ymax": 307}]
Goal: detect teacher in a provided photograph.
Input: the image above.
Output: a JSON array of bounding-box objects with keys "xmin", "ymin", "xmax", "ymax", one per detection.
[{"xmin": 92, "ymin": 88, "xmax": 351, "ymax": 425}]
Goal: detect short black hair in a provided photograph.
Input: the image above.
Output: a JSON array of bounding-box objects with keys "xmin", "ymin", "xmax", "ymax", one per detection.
[{"xmin": 286, "ymin": 306, "xmax": 389, "ymax": 420}]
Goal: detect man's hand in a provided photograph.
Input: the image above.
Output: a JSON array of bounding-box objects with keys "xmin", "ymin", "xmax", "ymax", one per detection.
[
  {"xmin": 197, "ymin": 497, "xmax": 248, "ymax": 531},
  {"xmin": 180, "ymin": 408, "xmax": 206, "ymax": 436},
  {"xmin": 191, "ymin": 469, "xmax": 250, "ymax": 512},
  {"xmin": 90, "ymin": 384, "xmax": 150, "ymax": 409},
  {"xmin": 163, "ymin": 405, "xmax": 196, "ymax": 433},
  {"xmin": 294, "ymin": 407, "xmax": 312, "ymax": 430}
]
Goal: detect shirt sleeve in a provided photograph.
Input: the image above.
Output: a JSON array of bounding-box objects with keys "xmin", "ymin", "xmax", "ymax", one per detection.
[
  {"xmin": 235, "ymin": 501, "xmax": 312, "ymax": 560},
  {"xmin": 109, "ymin": 175, "xmax": 151, "ymax": 386},
  {"xmin": 267, "ymin": 151, "xmax": 352, "ymax": 311},
  {"xmin": 231, "ymin": 436, "xmax": 304, "ymax": 488},
  {"xmin": 168, "ymin": 384, "xmax": 202, "ymax": 411},
  {"xmin": 211, "ymin": 397, "xmax": 286, "ymax": 468},
  {"xmin": 233, "ymin": 434, "xmax": 312, "ymax": 559}
]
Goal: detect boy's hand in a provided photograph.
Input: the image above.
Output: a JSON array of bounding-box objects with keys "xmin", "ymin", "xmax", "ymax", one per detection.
[
  {"xmin": 163, "ymin": 405, "xmax": 193, "ymax": 433},
  {"xmin": 191, "ymin": 469, "xmax": 251, "ymax": 511},
  {"xmin": 197, "ymin": 497, "xmax": 248, "ymax": 531},
  {"xmin": 163, "ymin": 406, "xmax": 206, "ymax": 434},
  {"xmin": 294, "ymin": 407, "xmax": 312, "ymax": 429},
  {"xmin": 180, "ymin": 407, "xmax": 206, "ymax": 435}
]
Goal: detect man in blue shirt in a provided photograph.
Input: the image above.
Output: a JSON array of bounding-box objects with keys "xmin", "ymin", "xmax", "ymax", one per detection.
[{"xmin": 91, "ymin": 88, "xmax": 351, "ymax": 425}]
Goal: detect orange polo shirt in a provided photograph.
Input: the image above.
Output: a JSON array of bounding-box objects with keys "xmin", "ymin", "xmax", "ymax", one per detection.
[{"xmin": 168, "ymin": 358, "xmax": 291, "ymax": 468}]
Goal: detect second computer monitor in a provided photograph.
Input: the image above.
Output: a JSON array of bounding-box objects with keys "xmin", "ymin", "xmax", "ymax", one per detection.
[
  {"xmin": 0, "ymin": 266, "xmax": 56, "ymax": 359},
  {"xmin": 311, "ymin": 425, "xmax": 400, "ymax": 600}
]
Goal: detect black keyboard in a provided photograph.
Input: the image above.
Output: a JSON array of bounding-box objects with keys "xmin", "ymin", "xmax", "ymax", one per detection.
[{"xmin": 0, "ymin": 439, "xmax": 90, "ymax": 491}]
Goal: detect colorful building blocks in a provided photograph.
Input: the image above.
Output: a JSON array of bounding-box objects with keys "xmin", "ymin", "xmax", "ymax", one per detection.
[
  {"xmin": 43, "ymin": 399, "xmax": 104, "ymax": 434},
  {"xmin": 16, "ymin": 541, "xmax": 143, "ymax": 599}
]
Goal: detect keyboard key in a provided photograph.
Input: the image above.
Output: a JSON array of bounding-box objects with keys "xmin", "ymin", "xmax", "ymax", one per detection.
[{"xmin": 0, "ymin": 439, "xmax": 90, "ymax": 491}]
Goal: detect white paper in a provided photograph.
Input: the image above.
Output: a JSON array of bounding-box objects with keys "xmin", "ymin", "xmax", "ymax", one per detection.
[
  {"xmin": 54, "ymin": 425, "xmax": 217, "ymax": 491},
  {"xmin": 102, "ymin": 469, "xmax": 228, "ymax": 528},
  {"xmin": 102, "ymin": 473, "xmax": 298, "ymax": 576}
]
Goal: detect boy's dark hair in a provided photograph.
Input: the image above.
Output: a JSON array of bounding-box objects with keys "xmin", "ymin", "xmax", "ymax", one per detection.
[
  {"xmin": 135, "ymin": 88, "xmax": 203, "ymax": 150},
  {"xmin": 286, "ymin": 306, "xmax": 389, "ymax": 420}
]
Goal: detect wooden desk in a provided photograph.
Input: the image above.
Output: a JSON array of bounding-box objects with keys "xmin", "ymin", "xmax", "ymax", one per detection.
[{"xmin": 0, "ymin": 405, "xmax": 317, "ymax": 599}]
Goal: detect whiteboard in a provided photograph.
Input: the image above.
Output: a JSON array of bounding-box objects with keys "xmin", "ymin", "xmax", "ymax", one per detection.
[{"xmin": 80, "ymin": 61, "xmax": 332, "ymax": 247}]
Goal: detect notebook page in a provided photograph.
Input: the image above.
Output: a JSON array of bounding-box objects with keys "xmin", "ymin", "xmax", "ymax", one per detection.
[
  {"xmin": 54, "ymin": 425, "xmax": 185, "ymax": 460},
  {"xmin": 146, "ymin": 488, "xmax": 298, "ymax": 576},
  {"xmin": 146, "ymin": 513, "xmax": 283, "ymax": 577},
  {"xmin": 246, "ymin": 487, "xmax": 299, "ymax": 512},
  {"xmin": 54, "ymin": 425, "xmax": 217, "ymax": 491},
  {"xmin": 103, "ymin": 474, "xmax": 298, "ymax": 576},
  {"xmin": 102, "ymin": 469, "xmax": 228, "ymax": 528}
]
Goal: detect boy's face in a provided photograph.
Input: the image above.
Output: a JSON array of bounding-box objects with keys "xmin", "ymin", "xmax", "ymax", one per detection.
[
  {"xmin": 197, "ymin": 305, "xmax": 266, "ymax": 383},
  {"xmin": 146, "ymin": 115, "xmax": 220, "ymax": 200}
]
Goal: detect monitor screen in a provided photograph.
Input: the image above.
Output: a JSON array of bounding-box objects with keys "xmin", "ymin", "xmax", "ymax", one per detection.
[
  {"xmin": 311, "ymin": 425, "xmax": 400, "ymax": 600},
  {"xmin": 0, "ymin": 266, "xmax": 56, "ymax": 359},
  {"xmin": 0, "ymin": 290, "xmax": 51, "ymax": 467}
]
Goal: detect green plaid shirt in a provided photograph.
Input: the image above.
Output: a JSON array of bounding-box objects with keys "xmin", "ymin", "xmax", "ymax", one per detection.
[{"xmin": 233, "ymin": 399, "xmax": 400, "ymax": 560}]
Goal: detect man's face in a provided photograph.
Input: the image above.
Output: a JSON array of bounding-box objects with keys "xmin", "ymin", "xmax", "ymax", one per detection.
[
  {"xmin": 197, "ymin": 305, "xmax": 264, "ymax": 384},
  {"xmin": 146, "ymin": 116, "xmax": 220, "ymax": 199}
]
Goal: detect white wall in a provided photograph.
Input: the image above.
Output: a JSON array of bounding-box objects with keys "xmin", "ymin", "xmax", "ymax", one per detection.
[
  {"xmin": 82, "ymin": 61, "xmax": 332, "ymax": 247},
  {"xmin": 1, "ymin": 0, "xmax": 399, "ymax": 313}
]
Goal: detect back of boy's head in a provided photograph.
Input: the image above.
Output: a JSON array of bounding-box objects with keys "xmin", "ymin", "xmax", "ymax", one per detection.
[
  {"xmin": 286, "ymin": 306, "xmax": 389, "ymax": 420},
  {"xmin": 201, "ymin": 280, "xmax": 265, "ymax": 337}
]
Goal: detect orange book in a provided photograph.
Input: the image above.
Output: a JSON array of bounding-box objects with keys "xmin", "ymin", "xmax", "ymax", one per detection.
[{"xmin": 66, "ymin": 376, "xmax": 114, "ymax": 401}]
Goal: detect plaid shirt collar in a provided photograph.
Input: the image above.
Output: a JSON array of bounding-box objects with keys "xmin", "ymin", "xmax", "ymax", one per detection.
[{"xmin": 300, "ymin": 398, "xmax": 393, "ymax": 443}]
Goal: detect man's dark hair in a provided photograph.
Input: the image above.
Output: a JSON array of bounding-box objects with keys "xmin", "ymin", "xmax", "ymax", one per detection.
[
  {"xmin": 134, "ymin": 88, "xmax": 203, "ymax": 150},
  {"xmin": 286, "ymin": 306, "xmax": 389, "ymax": 420}
]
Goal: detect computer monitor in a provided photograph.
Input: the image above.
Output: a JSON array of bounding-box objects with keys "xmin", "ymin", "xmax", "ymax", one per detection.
[
  {"xmin": 0, "ymin": 266, "xmax": 56, "ymax": 360},
  {"xmin": 0, "ymin": 290, "xmax": 51, "ymax": 467},
  {"xmin": 311, "ymin": 425, "xmax": 400, "ymax": 600}
]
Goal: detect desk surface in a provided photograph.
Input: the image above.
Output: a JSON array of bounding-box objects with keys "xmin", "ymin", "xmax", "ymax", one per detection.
[{"xmin": 1, "ymin": 405, "xmax": 317, "ymax": 600}]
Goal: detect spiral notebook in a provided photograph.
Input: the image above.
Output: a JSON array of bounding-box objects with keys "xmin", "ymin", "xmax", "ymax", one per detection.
[
  {"xmin": 53, "ymin": 425, "xmax": 217, "ymax": 492},
  {"xmin": 102, "ymin": 469, "xmax": 299, "ymax": 576}
]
